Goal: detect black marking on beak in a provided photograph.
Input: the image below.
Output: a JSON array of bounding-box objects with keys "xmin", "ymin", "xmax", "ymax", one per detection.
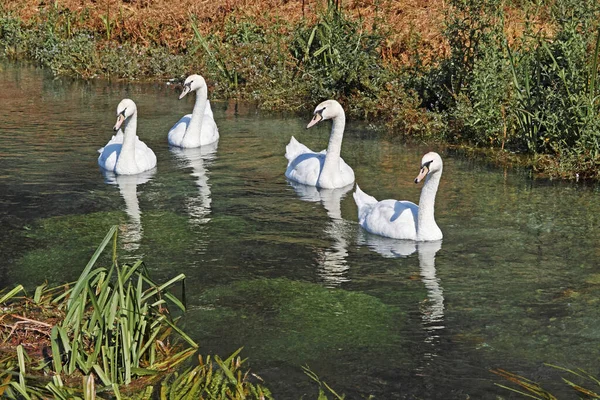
[{"xmin": 421, "ymin": 160, "xmax": 433, "ymax": 170}]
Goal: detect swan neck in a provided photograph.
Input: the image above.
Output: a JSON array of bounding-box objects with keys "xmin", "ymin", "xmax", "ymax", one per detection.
[
  {"xmin": 186, "ymin": 87, "xmax": 207, "ymax": 138},
  {"xmin": 322, "ymin": 113, "xmax": 346, "ymax": 173},
  {"xmin": 118, "ymin": 113, "xmax": 138, "ymax": 165},
  {"xmin": 417, "ymin": 169, "xmax": 441, "ymax": 235}
]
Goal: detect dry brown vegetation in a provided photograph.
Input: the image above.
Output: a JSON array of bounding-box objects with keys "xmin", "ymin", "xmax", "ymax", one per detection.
[
  {"xmin": 6, "ymin": 0, "xmax": 552, "ymax": 69},
  {"xmin": 7, "ymin": 0, "xmax": 449, "ymax": 66}
]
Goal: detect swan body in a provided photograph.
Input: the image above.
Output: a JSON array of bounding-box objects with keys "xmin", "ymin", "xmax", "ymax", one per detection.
[
  {"xmin": 285, "ymin": 100, "xmax": 355, "ymax": 189},
  {"xmin": 168, "ymin": 74, "xmax": 219, "ymax": 148},
  {"xmin": 98, "ymin": 99, "xmax": 157, "ymax": 175},
  {"xmin": 354, "ymin": 152, "xmax": 443, "ymax": 241}
]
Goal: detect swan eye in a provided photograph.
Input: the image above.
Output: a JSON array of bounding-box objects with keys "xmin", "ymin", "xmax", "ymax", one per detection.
[
  {"xmin": 421, "ymin": 160, "xmax": 433, "ymax": 170},
  {"xmin": 119, "ymin": 108, "xmax": 127, "ymax": 116}
]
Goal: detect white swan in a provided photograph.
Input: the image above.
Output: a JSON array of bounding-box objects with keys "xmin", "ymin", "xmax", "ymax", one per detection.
[
  {"xmin": 98, "ymin": 99, "xmax": 157, "ymax": 175},
  {"xmin": 168, "ymin": 74, "xmax": 219, "ymax": 148},
  {"xmin": 285, "ymin": 99, "xmax": 355, "ymax": 189},
  {"xmin": 354, "ymin": 152, "xmax": 443, "ymax": 241}
]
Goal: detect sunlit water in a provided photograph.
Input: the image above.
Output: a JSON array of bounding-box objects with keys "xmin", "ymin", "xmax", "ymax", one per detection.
[{"xmin": 1, "ymin": 61, "xmax": 600, "ymax": 399}]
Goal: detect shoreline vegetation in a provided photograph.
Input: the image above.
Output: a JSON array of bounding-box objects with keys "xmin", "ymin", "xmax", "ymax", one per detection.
[{"xmin": 2, "ymin": 0, "xmax": 600, "ymax": 179}]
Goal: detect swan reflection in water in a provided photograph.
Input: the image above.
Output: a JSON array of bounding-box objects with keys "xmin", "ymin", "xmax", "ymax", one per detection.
[
  {"xmin": 102, "ymin": 168, "xmax": 156, "ymax": 253},
  {"xmin": 170, "ymin": 142, "xmax": 218, "ymax": 226},
  {"xmin": 359, "ymin": 233, "xmax": 444, "ymax": 368},
  {"xmin": 289, "ymin": 181, "xmax": 354, "ymax": 287}
]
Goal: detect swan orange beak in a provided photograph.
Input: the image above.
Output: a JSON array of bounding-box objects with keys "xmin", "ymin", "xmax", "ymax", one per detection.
[
  {"xmin": 306, "ymin": 113, "xmax": 323, "ymax": 129},
  {"xmin": 113, "ymin": 114, "xmax": 126, "ymax": 131},
  {"xmin": 414, "ymin": 165, "xmax": 429, "ymax": 183},
  {"xmin": 179, "ymin": 86, "xmax": 191, "ymax": 100}
]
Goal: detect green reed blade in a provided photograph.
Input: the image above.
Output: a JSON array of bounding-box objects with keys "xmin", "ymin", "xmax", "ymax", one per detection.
[
  {"xmin": 119, "ymin": 319, "xmax": 132, "ymax": 384},
  {"xmin": 9, "ymin": 381, "xmax": 32, "ymax": 399},
  {"xmin": 68, "ymin": 226, "xmax": 117, "ymax": 309},
  {"xmin": 0, "ymin": 285, "xmax": 24, "ymax": 304},
  {"xmin": 83, "ymin": 374, "xmax": 95, "ymax": 400},
  {"xmin": 50, "ymin": 326, "xmax": 63, "ymax": 374},
  {"xmin": 111, "ymin": 383, "xmax": 121, "ymax": 400},
  {"xmin": 163, "ymin": 318, "xmax": 198, "ymax": 348}
]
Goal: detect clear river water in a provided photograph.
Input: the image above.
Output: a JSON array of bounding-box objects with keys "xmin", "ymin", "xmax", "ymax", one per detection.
[{"xmin": 1, "ymin": 61, "xmax": 600, "ymax": 399}]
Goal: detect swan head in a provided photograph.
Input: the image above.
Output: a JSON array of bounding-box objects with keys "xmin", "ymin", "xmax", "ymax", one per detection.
[
  {"xmin": 415, "ymin": 152, "xmax": 443, "ymax": 183},
  {"xmin": 179, "ymin": 74, "xmax": 207, "ymax": 100},
  {"xmin": 113, "ymin": 99, "xmax": 137, "ymax": 131},
  {"xmin": 307, "ymin": 99, "xmax": 345, "ymax": 128}
]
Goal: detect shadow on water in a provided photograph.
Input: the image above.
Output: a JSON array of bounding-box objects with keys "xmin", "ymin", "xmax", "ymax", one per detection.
[{"xmin": 2, "ymin": 61, "xmax": 600, "ymax": 398}]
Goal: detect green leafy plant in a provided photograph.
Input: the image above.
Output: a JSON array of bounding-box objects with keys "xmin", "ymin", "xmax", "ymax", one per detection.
[
  {"xmin": 0, "ymin": 226, "xmax": 197, "ymax": 398},
  {"xmin": 52, "ymin": 225, "xmax": 197, "ymax": 387},
  {"xmin": 190, "ymin": 16, "xmax": 239, "ymax": 89},
  {"xmin": 159, "ymin": 348, "xmax": 273, "ymax": 399},
  {"xmin": 289, "ymin": 0, "xmax": 386, "ymax": 102},
  {"xmin": 99, "ymin": 1, "xmax": 113, "ymax": 41}
]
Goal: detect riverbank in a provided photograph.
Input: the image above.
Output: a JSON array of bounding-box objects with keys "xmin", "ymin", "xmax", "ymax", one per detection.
[{"xmin": 1, "ymin": 0, "xmax": 599, "ymax": 179}]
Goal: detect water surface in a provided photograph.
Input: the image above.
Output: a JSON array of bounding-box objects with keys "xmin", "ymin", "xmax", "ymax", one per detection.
[{"xmin": 1, "ymin": 62, "xmax": 600, "ymax": 399}]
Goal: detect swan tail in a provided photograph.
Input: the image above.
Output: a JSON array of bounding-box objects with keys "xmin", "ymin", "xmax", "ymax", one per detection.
[
  {"xmin": 285, "ymin": 136, "xmax": 311, "ymax": 163},
  {"xmin": 353, "ymin": 184, "xmax": 378, "ymax": 213}
]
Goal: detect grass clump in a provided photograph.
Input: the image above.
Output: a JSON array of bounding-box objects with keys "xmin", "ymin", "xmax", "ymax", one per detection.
[
  {"xmin": 0, "ymin": 226, "xmax": 271, "ymax": 399},
  {"xmin": 289, "ymin": 0, "xmax": 385, "ymax": 106}
]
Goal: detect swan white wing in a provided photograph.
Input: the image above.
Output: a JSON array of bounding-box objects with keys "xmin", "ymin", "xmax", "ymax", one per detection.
[
  {"xmin": 168, "ymin": 114, "xmax": 191, "ymax": 147},
  {"xmin": 198, "ymin": 99, "xmax": 219, "ymax": 145},
  {"xmin": 169, "ymin": 107, "xmax": 219, "ymax": 148},
  {"xmin": 98, "ymin": 131, "xmax": 124, "ymax": 172},
  {"xmin": 205, "ymin": 99, "xmax": 215, "ymax": 118},
  {"xmin": 358, "ymin": 198, "xmax": 419, "ymax": 240},
  {"xmin": 200, "ymin": 112, "xmax": 219, "ymax": 145},
  {"xmin": 133, "ymin": 137, "xmax": 157, "ymax": 172},
  {"xmin": 285, "ymin": 152, "xmax": 324, "ymax": 187},
  {"xmin": 316, "ymin": 159, "xmax": 355, "ymax": 189},
  {"xmin": 98, "ymin": 133, "xmax": 156, "ymax": 174},
  {"xmin": 284, "ymin": 136, "xmax": 322, "ymax": 186}
]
